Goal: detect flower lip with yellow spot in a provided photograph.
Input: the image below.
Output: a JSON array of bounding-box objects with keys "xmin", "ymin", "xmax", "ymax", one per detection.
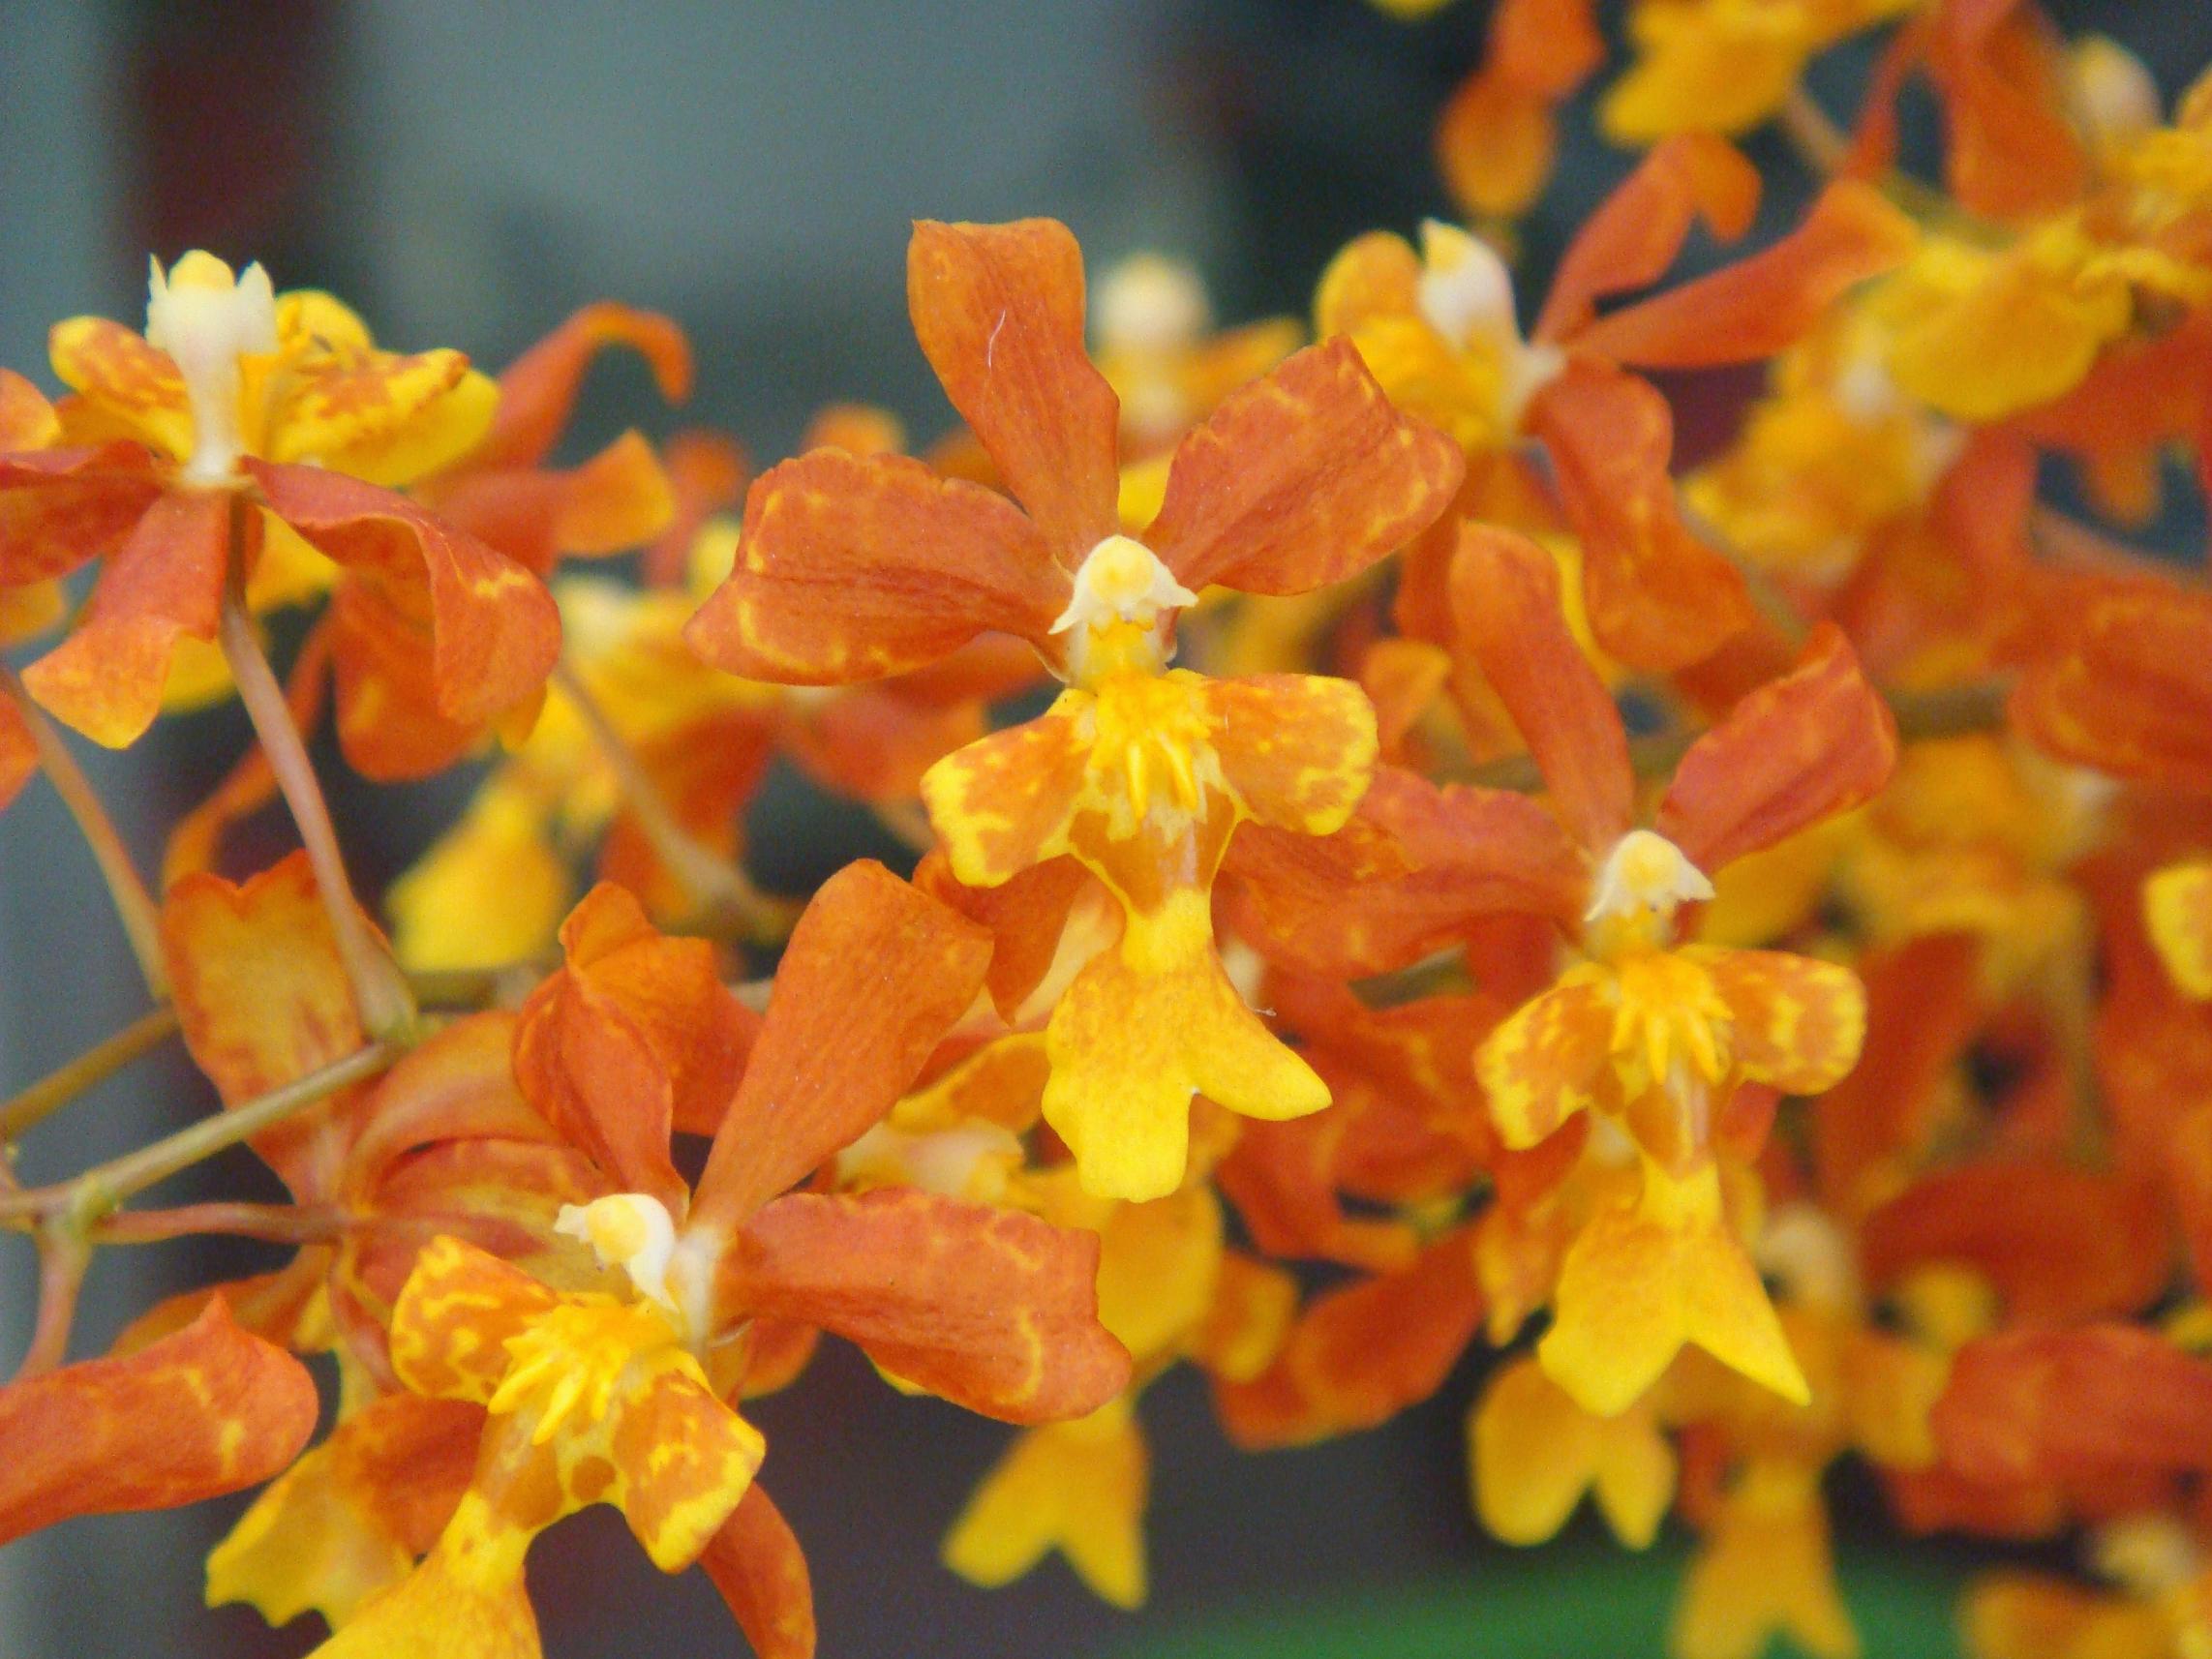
[
  {"xmin": 1049, "ymin": 533, "xmax": 1197, "ymax": 684},
  {"xmin": 1584, "ymin": 828, "xmax": 1716, "ymax": 927},
  {"xmin": 143, "ymin": 252, "xmax": 278, "ymax": 483},
  {"xmin": 486, "ymin": 1294, "xmax": 708, "ymax": 1447}
]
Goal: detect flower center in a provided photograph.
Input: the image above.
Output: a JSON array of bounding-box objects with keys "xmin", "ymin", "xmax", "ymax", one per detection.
[
  {"xmin": 486, "ymin": 1295, "xmax": 705, "ymax": 1446},
  {"xmin": 143, "ymin": 252, "xmax": 277, "ymax": 483},
  {"xmin": 1414, "ymin": 221, "xmax": 1562, "ymax": 426},
  {"xmin": 1605, "ymin": 949, "xmax": 1734, "ymax": 1097},
  {"xmin": 1051, "ymin": 535, "xmax": 1197, "ymax": 685},
  {"xmin": 1584, "ymin": 829, "xmax": 1715, "ymax": 950},
  {"xmin": 1079, "ymin": 669, "xmax": 1222, "ymax": 838}
]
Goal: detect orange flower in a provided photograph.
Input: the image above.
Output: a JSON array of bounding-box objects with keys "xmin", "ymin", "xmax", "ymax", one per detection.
[
  {"xmin": 687, "ymin": 217, "xmax": 1463, "ymax": 1200},
  {"xmin": 0, "ymin": 254, "xmax": 558, "ymax": 747},
  {"xmin": 1318, "ymin": 139, "xmax": 1916, "ymax": 668},
  {"xmin": 311, "ymin": 862, "xmax": 1129, "ymax": 1656}
]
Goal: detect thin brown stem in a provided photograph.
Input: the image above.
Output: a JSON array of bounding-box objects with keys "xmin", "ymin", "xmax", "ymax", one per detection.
[
  {"xmin": 14, "ymin": 1224, "xmax": 90, "ymax": 1381},
  {"xmin": 218, "ymin": 532, "xmax": 414, "ymax": 1039},
  {"xmin": 0, "ymin": 1005, "xmax": 180, "ymax": 1145},
  {"xmin": 551, "ymin": 658, "xmax": 796, "ymax": 944},
  {"xmin": 0, "ymin": 1037, "xmax": 402, "ymax": 1229},
  {"xmin": 1779, "ymin": 86, "xmax": 1849, "ymax": 179},
  {"xmin": 93, "ymin": 1201, "xmax": 345, "ymax": 1247},
  {"xmin": 0, "ymin": 662, "xmax": 168, "ymax": 1000}
]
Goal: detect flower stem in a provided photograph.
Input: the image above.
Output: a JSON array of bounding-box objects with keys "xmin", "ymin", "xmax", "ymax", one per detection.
[
  {"xmin": 0, "ymin": 661, "xmax": 169, "ymax": 1001},
  {"xmin": 93, "ymin": 1201, "xmax": 345, "ymax": 1247},
  {"xmin": 217, "ymin": 524, "xmax": 415, "ymax": 1040},
  {"xmin": 0, "ymin": 1005, "xmax": 180, "ymax": 1145},
  {"xmin": 13, "ymin": 1223, "xmax": 90, "ymax": 1380},
  {"xmin": 551, "ymin": 658, "xmax": 795, "ymax": 943},
  {"xmin": 0, "ymin": 1037, "xmax": 404, "ymax": 1229}
]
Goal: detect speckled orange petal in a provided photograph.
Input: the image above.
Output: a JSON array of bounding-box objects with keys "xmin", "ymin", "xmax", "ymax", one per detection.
[
  {"xmin": 921, "ymin": 707, "xmax": 1091, "ymax": 889},
  {"xmin": 916, "ymin": 850, "xmax": 1096, "ymax": 1023},
  {"xmin": 206, "ymin": 1392, "xmax": 483, "ymax": 1630},
  {"xmin": 1931, "ymin": 1326, "xmax": 2212, "ymax": 1487},
  {"xmin": 47, "ymin": 316, "xmax": 192, "ymax": 460},
  {"xmin": 324, "ymin": 580, "xmax": 502, "ymax": 782},
  {"xmin": 1572, "ymin": 181, "xmax": 1916, "ymax": 369},
  {"xmin": 1215, "ymin": 1229, "xmax": 1484, "ymax": 1449},
  {"xmin": 2014, "ymin": 580, "xmax": 2212, "ymax": 788},
  {"xmin": 730, "ymin": 1189, "xmax": 1129, "ymax": 1423},
  {"xmin": 1204, "ymin": 672, "xmax": 1378, "ymax": 834},
  {"xmin": 700, "ymin": 1486, "xmax": 816, "ymax": 1659},
  {"xmin": 20, "ymin": 484, "xmax": 230, "ymax": 746},
  {"xmin": 386, "ymin": 1235, "xmax": 563, "ymax": 1405},
  {"xmin": 1144, "ymin": 338, "xmax": 1462, "ymax": 596},
  {"xmin": 0, "ymin": 444, "xmax": 164, "ymax": 585},
  {"xmin": 686, "ymin": 449, "xmax": 1064, "ymax": 684},
  {"xmin": 607, "ymin": 1368, "xmax": 767, "ymax": 1572},
  {"xmin": 1691, "ymin": 947, "xmax": 1866, "ymax": 1095},
  {"xmin": 1535, "ymin": 135, "xmax": 1761, "ymax": 345},
  {"xmin": 1452, "ymin": 522, "xmax": 1632, "ymax": 852},
  {"xmin": 0, "ymin": 1300, "xmax": 318, "ymax": 1548},
  {"xmin": 1526, "ymin": 361, "xmax": 1755, "ymax": 673},
  {"xmin": 1657, "ymin": 622, "xmax": 1896, "ymax": 873},
  {"xmin": 465, "ymin": 302, "xmax": 691, "ymax": 473},
  {"xmin": 1540, "ymin": 1161, "xmax": 1807, "ymax": 1416},
  {"xmin": 692, "ymin": 860, "xmax": 991, "ymax": 1229},
  {"xmin": 250, "ymin": 461, "xmax": 560, "ymax": 726},
  {"xmin": 1476, "ymin": 973, "xmax": 1615, "ymax": 1148},
  {"xmin": 907, "ymin": 218, "xmax": 1121, "ymax": 558}
]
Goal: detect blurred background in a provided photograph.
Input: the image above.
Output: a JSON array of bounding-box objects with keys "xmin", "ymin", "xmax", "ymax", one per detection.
[{"xmin": 2, "ymin": 2, "xmax": 2207, "ymax": 1654}]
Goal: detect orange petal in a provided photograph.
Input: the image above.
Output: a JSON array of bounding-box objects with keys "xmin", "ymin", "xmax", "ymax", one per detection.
[
  {"xmin": 465, "ymin": 301, "xmax": 691, "ymax": 473},
  {"xmin": 907, "ymin": 218, "xmax": 1121, "ymax": 558},
  {"xmin": 699, "ymin": 1486, "xmax": 816, "ymax": 1659},
  {"xmin": 1860, "ymin": 1162, "xmax": 2171, "ymax": 1326},
  {"xmin": 731, "ymin": 1188, "xmax": 1130, "ymax": 1423},
  {"xmin": 915, "ymin": 851, "xmax": 1096, "ymax": 1023},
  {"xmin": 1693, "ymin": 947, "xmax": 1867, "ymax": 1095},
  {"xmin": 1573, "ymin": 181, "xmax": 1916, "ymax": 369},
  {"xmin": 2014, "ymin": 579, "xmax": 2212, "ymax": 788},
  {"xmin": 1438, "ymin": 70, "xmax": 1560, "ymax": 223},
  {"xmin": 514, "ymin": 884, "xmax": 754, "ymax": 1205},
  {"xmin": 206, "ymin": 1392, "xmax": 483, "ymax": 1629},
  {"xmin": 1932, "ymin": 1326, "xmax": 2212, "ymax": 1487},
  {"xmin": 0, "ymin": 1300, "xmax": 318, "ymax": 1547},
  {"xmin": 0, "ymin": 444, "xmax": 164, "ymax": 586},
  {"xmin": 1452, "ymin": 521, "xmax": 1632, "ymax": 851},
  {"xmin": 608, "ymin": 1367, "xmax": 767, "ymax": 1572},
  {"xmin": 0, "ymin": 694, "xmax": 35, "ymax": 815},
  {"xmin": 0, "ymin": 367, "xmax": 60, "ymax": 449},
  {"xmin": 21, "ymin": 483, "xmax": 230, "ymax": 746},
  {"xmin": 1215, "ymin": 1229, "xmax": 1484, "ymax": 1448},
  {"xmin": 1143, "ymin": 338, "xmax": 1462, "ymax": 595},
  {"xmin": 1477, "ymin": 972, "xmax": 1616, "ymax": 1148},
  {"xmin": 920, "ymin": 707, "xmax": 1091, "ymax": 888},
  {"xmin": 1534, "ymin": 135, "xmax": 1761, "ymax": 345},
  {"xmin": 685, "ymin": 449, "xmax": 1064, "ymax": 683},
  {"xmin": 1205, "ymin": 672, "xmax": 1377, "ymax": 834},
  {"xmin": 47, "ymin": 316, "xmax": 192, "ymax": 459},
  {"xmin": 1526, "ymin": 360, "xmax": 1756, "ymax": 672},
  {"xmin": 250, "ymin": 461, "xmax": 560, "ymax": 726},
  {"xmin": 1656, "ymin": 623, "xmax": 1896, "ymax": 873},
  {"xmin": 386, "ymin": 1235, "xmax": 563, "ymax": 1405},
  {"xmin": 1225, "ymin": 766, "xmax": 1584, "ymax": 977},
  {"xmin": 692, "ymin": 861, "xmax": 991, "ymax": 1228},
  {"xmin": 1927, "ymin": 4, "xmax": 2088, "ymax": 222}
]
